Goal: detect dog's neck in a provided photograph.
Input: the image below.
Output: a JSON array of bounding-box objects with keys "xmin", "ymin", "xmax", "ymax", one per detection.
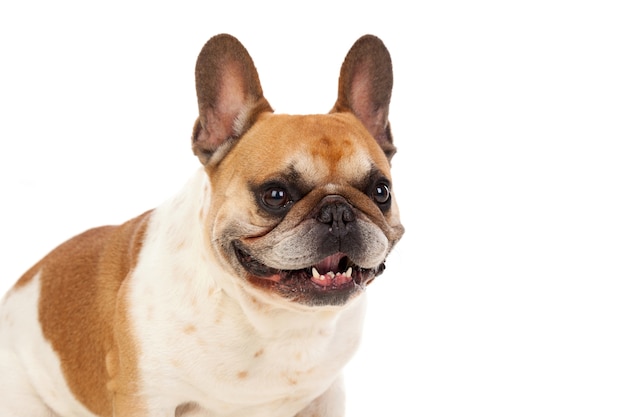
[{"xmin": 144, "ymin": 168, "xmax": 367, "ymax": 338}]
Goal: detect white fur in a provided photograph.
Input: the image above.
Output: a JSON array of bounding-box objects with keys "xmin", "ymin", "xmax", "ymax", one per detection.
[
  {"xmin": 0, "ymin": 169, "xmax": 366, "ymax": 416},
  {"xmin": 127, "ymin": 169, "xmax": 367, "ymax": 416}
]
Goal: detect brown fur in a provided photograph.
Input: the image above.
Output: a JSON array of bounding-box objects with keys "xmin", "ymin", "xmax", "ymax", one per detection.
[
  {"xmin": 25, "ymin": 211, "xmax": 151, "ymax": 416},
  {"xmin": 209, "ymin": 112, "xmax": 391, "ymax": 185}
]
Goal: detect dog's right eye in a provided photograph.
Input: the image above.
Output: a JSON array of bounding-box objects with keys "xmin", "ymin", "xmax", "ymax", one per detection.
[{"xmin": 261, "ymin": 187, "xmax": 293, "ymax": 211}]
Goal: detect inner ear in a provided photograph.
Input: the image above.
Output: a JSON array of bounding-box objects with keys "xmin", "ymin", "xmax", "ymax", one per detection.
[
  {"xmin": 350, "ymin": 65, "xmax": 389, "ymax": 143},
  {"xmin": 198, "ymin": 63, "xmax": 247, "ymax": 151},
  {"xmin": 192, "ymin": 34, "xmax": 273, "ymax": 165},
  {"xmin": 331, "ymin": 35, "xmax": 396, "ymax": 160}
]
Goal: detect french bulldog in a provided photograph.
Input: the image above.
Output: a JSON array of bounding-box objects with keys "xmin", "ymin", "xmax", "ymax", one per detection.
[{"xmin": 0, "ymin": 33, "xmax": 404, "ymax": 417}]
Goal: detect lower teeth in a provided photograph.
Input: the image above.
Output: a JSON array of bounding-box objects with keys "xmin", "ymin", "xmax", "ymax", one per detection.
[{"xmin": 311, "ymin": 267, "xmax": 353, "ymax": 281}]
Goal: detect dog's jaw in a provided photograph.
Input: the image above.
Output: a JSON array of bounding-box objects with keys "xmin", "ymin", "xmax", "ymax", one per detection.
[{"xmin": 232, "ymin": 241, "xmax": 385, "ymax": 307}]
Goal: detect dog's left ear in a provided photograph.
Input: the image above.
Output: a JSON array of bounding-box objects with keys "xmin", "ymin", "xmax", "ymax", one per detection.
[
  {"xmin": 331, "ymin": 35, "xmax": 396, "ymax": 160},
  {"xmin": 192, "ymin": 34, "xmax": 273, "ymax": 165}
]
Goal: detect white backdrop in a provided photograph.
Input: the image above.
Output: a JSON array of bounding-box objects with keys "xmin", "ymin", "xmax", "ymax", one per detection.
[{"xmin": 1, "ymin": 1, "xmax": 625, "ymax": 416}]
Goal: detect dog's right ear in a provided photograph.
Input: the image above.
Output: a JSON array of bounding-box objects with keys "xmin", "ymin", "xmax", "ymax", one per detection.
[{"xmin": 192, "ymin": 34, "xmax": 273, "ymax": 166}]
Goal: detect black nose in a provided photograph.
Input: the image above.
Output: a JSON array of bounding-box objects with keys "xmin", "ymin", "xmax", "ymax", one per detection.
[{"xmin": 316, "ymin": 197, "xmax": 356, "ymax": 237}]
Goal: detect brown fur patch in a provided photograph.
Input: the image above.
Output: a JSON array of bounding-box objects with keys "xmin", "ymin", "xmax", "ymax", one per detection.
[
  {"xmin": 183, "ymin": 324, "xmax": 197, "ymax": 334},
  {"xmin": 33, "ymin": 210, "xmax": 151, "ymax": 416},
  {"xmin": 209, "ymin": 112, "xmax": 390, "ymax": 192}
]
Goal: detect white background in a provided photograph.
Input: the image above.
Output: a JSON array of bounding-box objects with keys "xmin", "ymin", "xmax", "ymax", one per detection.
[{"xmin": 1, "ymin": 1, "xmax": 625, "ymax": 416}]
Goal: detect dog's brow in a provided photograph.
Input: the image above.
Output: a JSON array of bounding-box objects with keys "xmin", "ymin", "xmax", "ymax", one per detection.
[
  {"xmin": 285, "ymin": 164, "xmax": 305, "ymax": 184},
  {"xmin": 251, "ymin": 165, "xmax": 313, "ymax": 196},
  {"xmin": 355, "ymin": 165, "xmax": 387, "ymax": 191}
]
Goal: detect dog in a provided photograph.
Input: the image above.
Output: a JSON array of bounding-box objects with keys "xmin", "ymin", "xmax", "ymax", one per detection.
[{"xmin": 0, "ymin": 34, "xmax": 404, "ymax": 417}]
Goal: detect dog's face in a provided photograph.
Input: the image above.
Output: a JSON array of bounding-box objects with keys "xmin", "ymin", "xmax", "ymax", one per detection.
[{"xmin": 191, "ymin": 35, "xmax": 404, "ymax": 307}]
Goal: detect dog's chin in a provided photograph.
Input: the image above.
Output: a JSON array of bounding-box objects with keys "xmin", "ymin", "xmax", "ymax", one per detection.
[{"xmin": 232, "ymin": 241, "xmax": 385, "ymax": 307}]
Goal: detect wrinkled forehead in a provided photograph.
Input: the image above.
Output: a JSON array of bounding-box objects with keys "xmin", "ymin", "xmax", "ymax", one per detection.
[{"xmin": 230, "ymin": 113, "xmax": 391, "ymax": 187}]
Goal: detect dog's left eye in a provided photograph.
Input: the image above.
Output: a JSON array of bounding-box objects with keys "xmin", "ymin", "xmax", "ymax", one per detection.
[
  {"xmin": 372, "ymin": 183, "xmax": 391, "ymax": 205},
  {"xmin": 261, "ymin": 187, "xmax": 293, "ymax": 210}
]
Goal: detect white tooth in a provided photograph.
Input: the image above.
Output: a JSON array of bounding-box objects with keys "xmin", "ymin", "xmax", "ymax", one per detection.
[
  {"xmin": 346, "ymin": 267, "xmax": 353, "ymax": 277},
  {"xmin": 312, "ymin": 267, "xmax": 320, "ymax": 278},
  {"xmin": 328, "ymin": 271, "xmax": 335, "ymax": 279}
]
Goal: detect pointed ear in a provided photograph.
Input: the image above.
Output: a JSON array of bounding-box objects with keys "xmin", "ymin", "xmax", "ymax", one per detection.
[
  {"xmin": 192, "ymin": 34, "xmax": 273, "ymax": 165},
  {"xmin": 331, "ymin": 35, "xmax": 396, "ymax": 160}
]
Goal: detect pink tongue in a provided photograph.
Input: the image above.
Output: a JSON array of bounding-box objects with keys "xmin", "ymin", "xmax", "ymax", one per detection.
[
  {"xmin": 314, "ymin": 253, "xmax": 344, "ymax": 275},
  {"xmin": 311, "ymin": 253, "xmax": 352, "ymax": 287}
]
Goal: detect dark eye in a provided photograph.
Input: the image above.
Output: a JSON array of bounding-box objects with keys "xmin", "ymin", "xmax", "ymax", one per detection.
[
  {"xmin": 372, "ymin": 183, "xmax": 391, "ymax": 205},
  {"xmin": 262, "ymin": 187, "xmax": 292, "ymax": 210}
]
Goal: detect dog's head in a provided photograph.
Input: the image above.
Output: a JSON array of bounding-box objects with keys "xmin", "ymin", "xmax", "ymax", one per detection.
[{"xmin": 191, "ymin": 34, "xmax": 403, "ymax": 308}]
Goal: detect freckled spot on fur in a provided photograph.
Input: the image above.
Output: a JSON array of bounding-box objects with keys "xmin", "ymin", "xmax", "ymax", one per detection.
[
  {"xmin": 247, "ymin": 295, "xmax": 272, "ymax": 313},
  {"xmin": 183, "ymin": 324, "xmax": 197, "ymax": 334},
  {"xmin": 254, "ymin": 349, "xmax": 264, "ymax": 358},
  {"xmin": 294, "ymin": 351, "xmax": 302, "ymax": 361},
  {"xmin": 213, "ymin": 304, "xmax": 224, "ymax": 324},
  {"xmin": 282, "ymin": 371, "xmax": 298, "ymax": 386},
  {"xmin": 237, "ymin": 371, "xmax": 249, "ymax": 379},
  {"xmin": 171, "ymin": 359, "xmax": 182, "ymax": 368}
]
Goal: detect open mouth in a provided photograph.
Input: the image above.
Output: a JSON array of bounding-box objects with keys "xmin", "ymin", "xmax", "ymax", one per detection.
[{"xmin": 233, "ymin": 242, "xmax": 385, "ymax": 305}]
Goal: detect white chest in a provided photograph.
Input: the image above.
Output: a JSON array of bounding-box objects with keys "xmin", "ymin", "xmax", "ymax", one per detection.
[{"xmin": 126, "ymin": 253, "xmax": 366, "ymax": 416}]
